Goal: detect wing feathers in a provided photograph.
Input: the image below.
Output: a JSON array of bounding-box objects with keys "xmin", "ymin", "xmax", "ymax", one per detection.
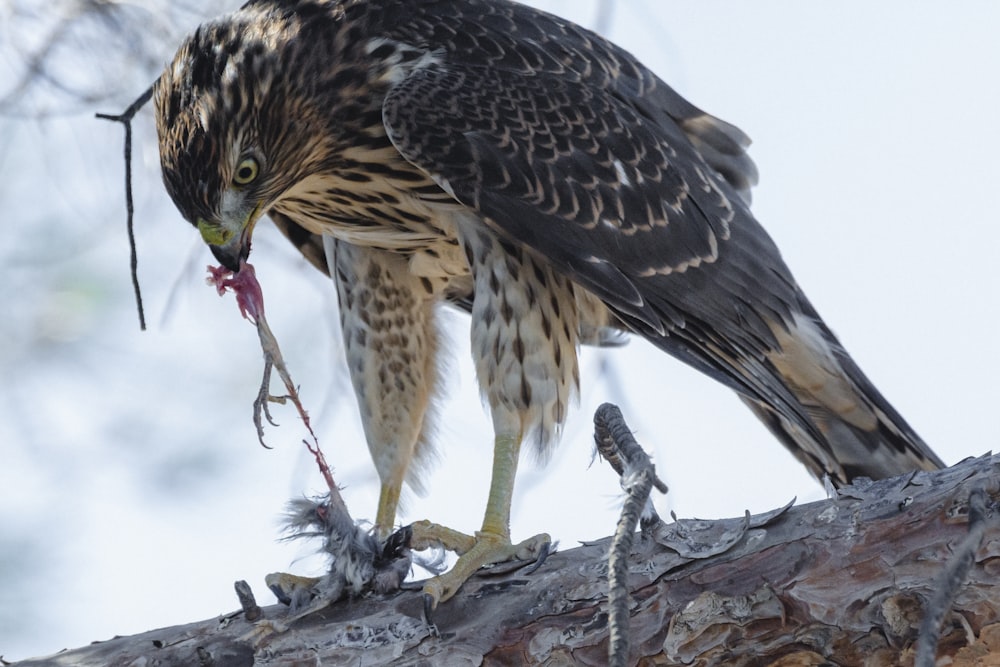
[{"xmin": 376, "ymin": 0, "xmax": 939, "ymax": 483}]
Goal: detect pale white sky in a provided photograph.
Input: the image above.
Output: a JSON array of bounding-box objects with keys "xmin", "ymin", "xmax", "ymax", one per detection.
[{"xmin": 2, "ymin": 1, "xmax": 998, "ymax": 660}]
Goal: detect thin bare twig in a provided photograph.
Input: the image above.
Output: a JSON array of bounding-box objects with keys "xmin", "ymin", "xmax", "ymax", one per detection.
[
  {"xmin": 96, "ymin": 84, "xmax": 155, "ymax": 331},
  {"xmin": 592, "ymin": 0, "xmax": 615, "ymax": 36}
]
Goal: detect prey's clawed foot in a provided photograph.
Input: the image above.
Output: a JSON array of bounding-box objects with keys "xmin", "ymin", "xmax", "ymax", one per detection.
[{"xmin": 409, "ymin": 520, "xmax": 551, "ymax": 612}]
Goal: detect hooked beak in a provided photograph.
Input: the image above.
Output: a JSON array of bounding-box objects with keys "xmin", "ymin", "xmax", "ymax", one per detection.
[
  {"xmin": 210, "ymin": 236, "xmax": 250, "ymax": 273},
  {"xmin": 198, "ymin": 203, "xmax": 263, "ymax": 273}
]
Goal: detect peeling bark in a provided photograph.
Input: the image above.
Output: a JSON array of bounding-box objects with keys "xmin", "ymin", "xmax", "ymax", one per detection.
[{"xmin": 15, "ymin": 453, "xmax": 1000, "ymax": 667}]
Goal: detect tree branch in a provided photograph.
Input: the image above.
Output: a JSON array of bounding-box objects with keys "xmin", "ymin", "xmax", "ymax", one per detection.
[{"xmin": 15, "ymin": 451, "xmax": 999, "ymax": 666}]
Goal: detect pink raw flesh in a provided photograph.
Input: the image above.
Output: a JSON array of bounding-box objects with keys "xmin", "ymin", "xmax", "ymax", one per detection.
[{"xmin": 207, "ymin": 261, "xmax": 264, "ymax": 323}]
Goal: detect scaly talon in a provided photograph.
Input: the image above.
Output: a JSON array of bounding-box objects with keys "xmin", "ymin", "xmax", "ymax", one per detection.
[
  {"xmin": 522, "ymin": 539, "xmax": 553, "ymax": 574},
  {"xmin": 413, "ymin": 524, "xmax": 552, "ymax": 610},
  {"xmin": 422, "ymin": 593, "xmax": 440, "ymax": 634},
  {"xmin": 408, "ymin": 519, "xmax": 478, "ymax": 555}
]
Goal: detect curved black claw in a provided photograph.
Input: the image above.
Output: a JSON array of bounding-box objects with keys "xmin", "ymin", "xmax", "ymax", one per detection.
[
  {"xmin": 423, "ymin": 593, "xmax": 440, "ymax": 637},
  {"xmin": 381, "ymin": 524, "xmax": 412, "ymax": 559},
  {"xmin": 268, "ymin": 582, "xmax": 293, "ymax": 606},
  {"xmin": 522, "ymin": 540, "xmax": 553, "ymax": 575}
]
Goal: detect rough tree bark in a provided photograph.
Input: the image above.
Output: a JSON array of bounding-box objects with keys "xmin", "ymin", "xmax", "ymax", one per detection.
[{"xmin": 14, "ymin": 453, "xmax": 1000, "ymax": 667}]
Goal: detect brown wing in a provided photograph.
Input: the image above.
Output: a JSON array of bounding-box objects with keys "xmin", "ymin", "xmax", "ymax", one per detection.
[
  {"xmin": 376, "ymin": 0, "xmax": 942, "ymax": 482},
  {"xmin": 382, "ymin": 60, "xmax": 812, "ymax": 426}
]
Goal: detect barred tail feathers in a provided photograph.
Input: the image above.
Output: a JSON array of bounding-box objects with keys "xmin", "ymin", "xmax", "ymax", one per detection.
[{"xmin": 747, "ymin": 310, "xmax": 944, "ymax": 486}]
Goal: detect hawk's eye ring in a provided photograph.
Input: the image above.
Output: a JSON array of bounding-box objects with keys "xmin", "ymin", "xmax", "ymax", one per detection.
[{"xmin": 233, "ymin": 157, "xmax": 259, "ymax": 186}]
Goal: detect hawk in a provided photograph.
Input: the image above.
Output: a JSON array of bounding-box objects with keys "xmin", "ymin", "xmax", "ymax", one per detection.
[{"xmin": 154, "ymin": 0, "xmax": 944, "ymax": 607}]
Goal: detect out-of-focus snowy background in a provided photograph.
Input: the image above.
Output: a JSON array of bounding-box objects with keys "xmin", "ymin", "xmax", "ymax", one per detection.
[{"xmin": 2, "ymin": 0, "xmax": 997, "ymax": 660}]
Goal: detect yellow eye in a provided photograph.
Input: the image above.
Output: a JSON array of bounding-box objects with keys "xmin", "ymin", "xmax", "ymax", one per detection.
[{"xmin": 233, "ymin": 157, "xmax": 259, "ymax": 186}]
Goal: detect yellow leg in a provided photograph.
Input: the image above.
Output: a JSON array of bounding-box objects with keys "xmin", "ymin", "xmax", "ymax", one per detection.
[
  {"xmin": 412, "ymin": 433, "xmax": 551, "ymax": 609},
  {"xmin": 482, "ymin": 433, "xmax": 520, "ymax": 537},
  {"xmin": 375, "ymin": 479, "xmax": 401, "ymax": 540}
]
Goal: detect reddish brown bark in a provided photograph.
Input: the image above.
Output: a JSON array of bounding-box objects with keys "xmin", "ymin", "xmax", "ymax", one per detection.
[{"xmin": 16, "ymin": 454, "xmax": 999, "ymax": 666}]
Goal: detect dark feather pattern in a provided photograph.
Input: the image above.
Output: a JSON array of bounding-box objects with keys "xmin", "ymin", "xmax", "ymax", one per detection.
[{"xmin": 156, "ymin": 0, "xmax": 943, "ymax": 499}]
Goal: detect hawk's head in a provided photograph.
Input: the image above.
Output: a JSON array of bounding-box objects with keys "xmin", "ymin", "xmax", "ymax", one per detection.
[{"xmin": 154, "ymin": 6, "xmax": 343, "ymax": 271}]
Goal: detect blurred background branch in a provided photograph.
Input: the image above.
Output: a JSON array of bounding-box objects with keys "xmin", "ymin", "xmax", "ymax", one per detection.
[{"xmin": 1, "ymin": 0, "xmax": 217, "ymax": 116}]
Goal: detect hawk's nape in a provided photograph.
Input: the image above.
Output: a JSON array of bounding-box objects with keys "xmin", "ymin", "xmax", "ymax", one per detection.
[{"xmin": 154, "ymin": 0, "xmax": 944, "ymax": 608}]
